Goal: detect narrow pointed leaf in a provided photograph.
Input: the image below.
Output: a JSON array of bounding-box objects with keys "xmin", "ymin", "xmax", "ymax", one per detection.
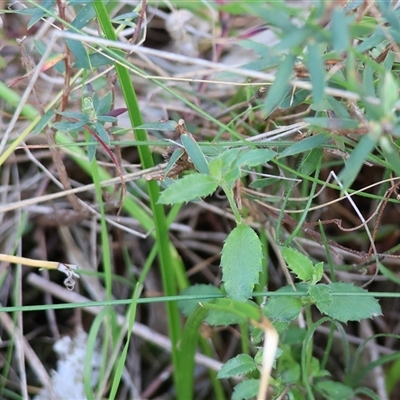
[
  {"xmin": 263, "ymin": 54, "xmax": 296, "ymax": 116},
  {"xmin": 339, "ymin": 133, "xmax": 377, "ymax": 188},
  {"xmin": 306, "ymin": 42, "xmax": 326, "ymax": 106},
  {"xmin": 331, "ymin": 8, "xmax": 349, "ymax": 52},
  {"xmin": 136, "ymin": 120, "xmax": 178, "ymax": 131},
  {"xmin": 181, "ymin": 133, "xmax": 209, "ymax": 174}
]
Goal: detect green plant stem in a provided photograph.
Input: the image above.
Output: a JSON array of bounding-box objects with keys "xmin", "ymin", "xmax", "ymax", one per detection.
[
  {"xmin": 221, "ymin": 183, "xmax": 242, "ymax": 224},
  {"xmin": 93, "ymin": 2, "xmax": 183, "ymax": 394}
]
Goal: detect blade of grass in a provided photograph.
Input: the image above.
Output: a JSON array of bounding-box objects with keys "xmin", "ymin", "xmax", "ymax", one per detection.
[{"xmin": 93, "ymin": 3, "xmax": 184, "ymax": 395}]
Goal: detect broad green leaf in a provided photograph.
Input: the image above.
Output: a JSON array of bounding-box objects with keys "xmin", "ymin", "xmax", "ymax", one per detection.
[
  {"xmin": 312, "ymin": 262, "xmax": 324, "ymax": 285},
  {"xmin": 231, "ymin": 379, "xmax": 259, "ymax": 400},
  {"xmin": 263, "ymin": 293, "xmax": 302, "ymax": 322},
  {"xmin": 203, "ymin": 298, "xmax": 261, "ymax": 321},
  {"xmin": 136, "ymin": 120, "xmax": 178, "ymax": 131},
  {"xmin": 234, "ymin": 149, "xmax": 276, "ymax": 169},
  {"xmin": 306, "ymin": 42, "xmax": 325, "ymax": 106},
  {"xmin": 313, "ymin": 282, "xmax": 382, "ymax": 323},
  {"xmin": 209, "ymin": 157, "xmax": 223, "ymax": 181},
  {"xmin": 278, "ymin": 134, "xmax": 328, "ymax": 158},
  {"xmin": 217, "ymin": 354, "xmax": 257, "ymax": 379},
  {"xmin": 263, "ymin": 54, "xmax": 296, "ymax": 116},
  {"xmin": 67, "ymin": 38, "xmax": 91, "ymax": 70},
  {"xmin": 177, "ymin": 285, "xmax": 245, "ymax": 326},
  {"xmin": 181, "ymin": 133, "xmax": 209, "ymax": 174},
  {"xmin": 338, "ymin": 132, "xmax": 377, "ymax": 189},
  {"xmin": 282, "ymin": 247, "xmax": 314, "ymax": 282},
  {"xmin": 315, "ymin": 380, "xmax": 355, "ymax": 400},
  {"xmin": 32, "ymin": 109, "xmax": 55, "ymax": 135},
  {"xmin": 224, "ymin": 149, "xmax": 276, "ymax": 185},
  {"xmin": 331, "ymin": 9, "xmax": 349, "ymax": 52},
  {"xmin": 221, "ymin": 223, "xmax": 263, "ymax": 301},
  {"xmin": 308, "ymin": 284, "xmax": 332, "ymax": 308},
  {"xmin": 158, "ymin": 174, "xmax": 217, "ymax": 204},
  {"xmin": 178, "ymin": 284, "xmax": 221, "ymax": 318}
]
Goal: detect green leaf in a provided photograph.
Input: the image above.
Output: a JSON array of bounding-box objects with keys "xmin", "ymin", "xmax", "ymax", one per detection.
[
  {"xmin": 308, "ymin": 284, "xmax": 332, "ymax": 307},
  {"xmin": 312, "ymin": 262, "xmax": 324, "ymax": 285},
  {"xmin": 209, "ymin": 157, "xmax": 223, "ymax": 181},
  {"xmin": 181, "ymin": 133, "xmax": 209, "ymax": 174},
  {"xmin": 306, "ymin": 42, "xmax": 325, "ymax": 106},
  {"xmin": 53, "ymin": 120, "xmax": 87, "ymax": 132},
  {"xmin": 158, "ymin": 174, "xmax": 218, "ymax": 204},
  {"xmin": 136, "ymin": 120, "xmax": 178, "ymax": 131},
  {"xmin": 380, "ymin": 71, "xmax": 399, "ymax": 115},
  {"xmin": 32, "ymin": 109, "xmax": 55, "ymax": 135},
  {"xmin": 70, "ymin": 3, "xmax": 96, "ymax": 29},
  {"xmin": 313, "ymin": 282, "xmax": 382, "ymax": 323},
  {"xmin": 299, "ymin": 148, "xmax": 323, "ymax": 177},
  {"xmin": 87, "ymin": 134, "xmax": 97, "ymax": 162},
  {"xmin": 112, "ymin": 10, "xmax": 139, "ymax": 20},
  {"xmin": 221, "ymin": 224, "xmax": 263, "ymax": 301},
  {"xmin": 223, "ymin": 148, "xmax": 276, "ymax": 185},
  {"xmin": 338, "ymin": 132, "xmax": 377, "ymax": 189},
  {"xmin": 315, "ymin": 380, "xmax": 355, "ymax": 400},
  {"xmin": 331, "ymin": 9, "xmax": 349, "ymax": 52},
  {"xmin": 304, "ymin": 117, "xmax": 361, "ymax": 130},
  {"xmin": 263, "ymin": 291, "xmax": 302, "ymax": 322},
  {"xmin": 363, "ymin": 64, "xmax": 376, "ymax": 98},
  {"xmin": 232, "ymin": 379, "xmax": 259, "ymax": 400},
  {"xmin": 217, "ymin": 354, "xmax": 257, "ymax": 379},
  {"xmin": 94, "ymin": 122, "xmax": 110, "ymax": 145},
  {"xmin": 202, "ymin": 298, "xmax": 259, "ymax": 325},
  {"xmin": 263, "ymin": 54, "xmax": 295, "ymax": 116},
  {"xmin": 234, "ymin": 149, "xmax": 276, "ymax": 169},
  {"xmin": 379, "ymin": 137, "xmax": 400, "ymax": 179},
  {"xmin": 278, "ymin": 134, "xmax": 328, "ymax": 158},
  {"xmin": 94, "ymin": 92, "xmax": 112, "ymax": 116},
  {"xmin": 178, "ymin": 284, "xmax": 221, "ymax": 317},
  {"xmin": 28, "ymin": 0, "xmax": 55, "ymax": 29},
  {"xmin": 282, "ymin": 247, "xmax": 314, "ymax": 282},
  {"xmin": 67, "ymin": 38, "xmax": 91, "ymax": 70},
  {"xmin": 378, "ymin": 262, "xmax": 400, "ymax": 285},
  {"xmin": 164, "ymin": 148, "xmax": 184, "ymax": 177}
]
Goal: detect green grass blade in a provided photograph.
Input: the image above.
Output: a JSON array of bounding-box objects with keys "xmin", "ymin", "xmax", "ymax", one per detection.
[{"xmin": 93, "ymin": 3, "xmax": 184, "ymax": 395}]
